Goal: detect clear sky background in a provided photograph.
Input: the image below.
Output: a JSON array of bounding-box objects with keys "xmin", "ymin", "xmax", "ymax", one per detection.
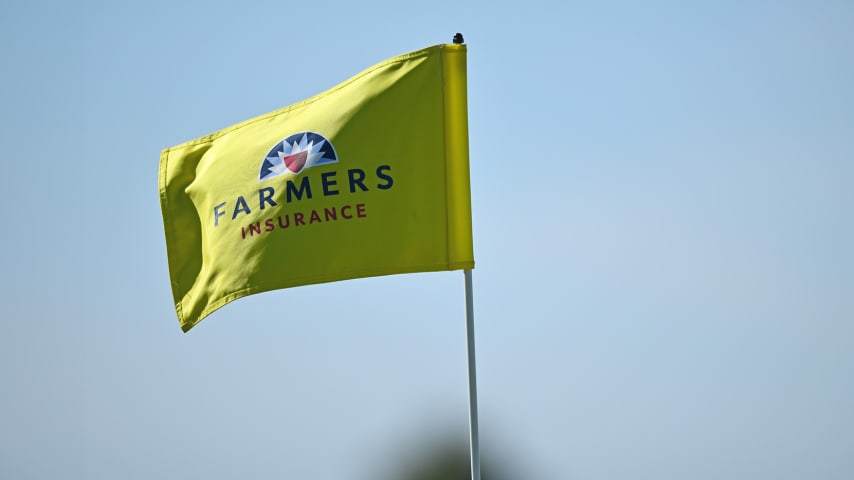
[{"xmin": 2, "ymin": 1, "xmax": 853, "ymax": 479}]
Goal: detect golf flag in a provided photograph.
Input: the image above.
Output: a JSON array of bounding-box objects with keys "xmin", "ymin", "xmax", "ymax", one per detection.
[{"xmin": 160, "ymin": 44, "xmax": 473, "ymax": 332}]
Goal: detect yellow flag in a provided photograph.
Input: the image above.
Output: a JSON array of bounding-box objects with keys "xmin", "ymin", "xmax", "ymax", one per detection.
[{"xmin": 159, "ymin": 44, "xmax": 473, "ymax": 332}]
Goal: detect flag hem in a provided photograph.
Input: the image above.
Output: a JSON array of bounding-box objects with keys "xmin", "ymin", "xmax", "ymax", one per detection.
[{"xmin": 179, "ymin": 261, "xmax": 474, "ymax": 332}]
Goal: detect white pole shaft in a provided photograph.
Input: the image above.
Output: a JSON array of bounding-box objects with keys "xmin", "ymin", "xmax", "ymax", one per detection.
[{"xmin": 464, "ymin": 269, "xmax": 481, "ymax": 480}]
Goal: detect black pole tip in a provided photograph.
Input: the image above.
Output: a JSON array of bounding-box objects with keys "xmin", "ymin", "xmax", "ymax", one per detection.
[{"xmin": 453, "ymin": 33, "xmax": 464, "ymax": 44}]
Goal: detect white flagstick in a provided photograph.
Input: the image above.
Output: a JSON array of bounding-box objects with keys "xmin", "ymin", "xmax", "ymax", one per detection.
[{"xmin": 464, "ymin": 269, "xmax": 481, "ymax": 480}]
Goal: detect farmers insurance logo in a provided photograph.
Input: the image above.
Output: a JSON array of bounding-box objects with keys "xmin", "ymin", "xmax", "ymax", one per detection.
[
  {"xmin": 259, "ymin": 132, "xmax": 338, "ymax": 180},
  {"xmin": 213, "ymin": 129, "xmax": 394, "ymax": 240}
]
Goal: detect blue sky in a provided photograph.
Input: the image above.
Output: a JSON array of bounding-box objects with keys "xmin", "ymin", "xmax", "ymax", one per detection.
[{"xmin": 2, "ymin": 1, "xmax": 853, "ymax": 479}]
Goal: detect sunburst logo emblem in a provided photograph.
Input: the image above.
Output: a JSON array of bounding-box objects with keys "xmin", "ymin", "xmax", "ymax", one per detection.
[{"xmin": 259, "ymin": 132, "xmax": 338, "ymax": 181}]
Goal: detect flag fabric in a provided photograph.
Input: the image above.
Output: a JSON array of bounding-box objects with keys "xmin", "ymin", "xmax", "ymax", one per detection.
[{"xmin": 159, "ymin": 44, "xmax": 473, "ymax": 332}]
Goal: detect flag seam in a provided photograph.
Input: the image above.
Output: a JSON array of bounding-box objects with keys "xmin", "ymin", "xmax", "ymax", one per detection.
[{"xmin": 439, "ymin": 45, "xmax": 453, "ymax": 271}]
